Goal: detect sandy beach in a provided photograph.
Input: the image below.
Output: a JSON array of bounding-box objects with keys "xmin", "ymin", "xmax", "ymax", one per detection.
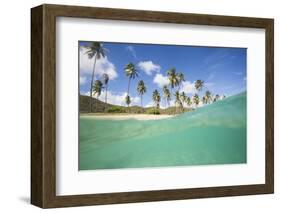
[{"xmin": 80, "ymin": 113, "xmax": 175, "ymax": 120}]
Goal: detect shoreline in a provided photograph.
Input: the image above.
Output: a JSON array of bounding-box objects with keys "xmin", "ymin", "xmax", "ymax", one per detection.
[{"xmin": 80, "ymin": 113, "xmax": 176, "ymax": 120}]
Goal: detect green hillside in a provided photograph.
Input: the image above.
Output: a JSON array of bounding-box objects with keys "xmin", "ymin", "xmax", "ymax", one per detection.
[
  {"xmin": 79, "ymin": 95, "xmax": 193, "ymax": 114},
  {"xmin": 80, "ymin": 95, "xmax": 114, "ymax": 113}
]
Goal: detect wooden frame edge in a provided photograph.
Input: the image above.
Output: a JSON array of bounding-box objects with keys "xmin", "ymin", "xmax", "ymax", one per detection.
[
  {"xmin": 31, "ymin": 4, "xmax": 274, "ymax": 208},
  {"xmin": 31, "ymin": 5, "xmax": 44, "ymax": 208},
  {"xmin": 265, "ymin": 19, "xmax": 274, "ymax": 194}
]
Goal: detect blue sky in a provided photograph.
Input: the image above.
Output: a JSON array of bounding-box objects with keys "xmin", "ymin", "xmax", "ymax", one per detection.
[{"xmin": 79, "ymin": 41, "xmax": 246, "ymax": 108}]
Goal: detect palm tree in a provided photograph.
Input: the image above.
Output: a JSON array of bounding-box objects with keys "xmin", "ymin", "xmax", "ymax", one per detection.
[
  {"xmin": 83, "ymin": 42, "xmax": 107, "ymax": 112},
  {"xmin": 102, "ymin": 73, "xmax": 109, "ymax": 104},
  {"xmin": 180, "ymin": 92, "xmax": 187, "ymax": 112},
  {"xmin": 185, "ymin": 96, "xmax": 192, "ymax": 107},
  {"xmin": 180, "ymin": 92, "xmax": 187, "ymax": 105},
  {"xmin": 137, "ymin": 80, "xmax": 146, "ymax": 110},
  {"xmin": 195, "ymin": 80, "xmax": 204, "ymax": 92},
  {"xmin": 163, "ymin": 86, "xmax": 171, "ymax": 109},
  {"xmin": 177, "ymin": 72, "xmax": 185, "ymax": 90},
  {"xmin": 193, "ymin": 94, "xmax": 200, "ymax": 108},
  {"xmin": 202, "ymin": 96, "xmax": 207, "ymax": 104},
  {"xmin": 125, "ymin": 95, "xmax": 131, "ymax": 108},
  {"xmin": 205, "ymin": 90, "xmax": 212, "ymax": 104},
  {"xmin": 216, "ymin": 94, "xmax": 220, "ymax": 100},
  {"xmin": 167, "ymin": 68, "xmax": 180, "ymax": 96},
  {"xmin": 92, "ymin": 80, "xmax": 103, "ymax": 112},
  {"xmin": 152, "ymin": 90, "xmax": 161, "ymax": 114},
  {"xmin": 213, "ymin": 94, "xmax": 220, "ymax": 102},
  {"xmin": 175, "ymin": 91, "xmax": 183, "ymax": 113},
  {"xmin": 167, "ymin": 68, "xmax": 180, "ymax": 114},
  {"xmin": 124, "ymin": 63, "xmax": 139, "ymax": 108}
]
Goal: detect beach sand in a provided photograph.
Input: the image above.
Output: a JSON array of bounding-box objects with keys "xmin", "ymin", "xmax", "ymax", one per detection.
[{"xmin": 80, "ymin": 113, "xmax": 175, "ymax": 120}]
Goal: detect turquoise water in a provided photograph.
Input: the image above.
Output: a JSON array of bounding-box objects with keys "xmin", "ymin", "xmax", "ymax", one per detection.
[{"xmin": 79, "ymin": 92, "xmax": 247, "ymax": 170}]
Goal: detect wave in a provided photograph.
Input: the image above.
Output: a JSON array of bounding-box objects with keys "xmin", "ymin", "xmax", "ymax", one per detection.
[{"xmin": 79, "ymin": 92, "xmax": 247, "ymax": 170}]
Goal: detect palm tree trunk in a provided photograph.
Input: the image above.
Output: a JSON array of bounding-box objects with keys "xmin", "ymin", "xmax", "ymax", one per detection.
[
  {"xmin": 170, "ymin": 86, "xmax": 174, "ymax": 115},
  {"xmin": 127, "ymin": 78, "xmax": 131, "ymax": 108},
  {"xmin": 104, "ymin": 85, "xmax": 108, "ymax": 112},
  {"xmin": 96, "ymin": 96, "xmax": 99, "ymax": 112},
  {"xmin": 166, "ymin": 98, "xmax": 170, "ymax": 114},
  {"xmin": 127, "ymin": 78, "xmax": 131, "ymax": 97},
  {"xmin": 90, "ymin": 55, "xmax": 97, "ymax": 112},
  {"xmin": 141, "ymin": 95, "xmax": 143, "ymax": 113},
  {"xmin": 105, "ymin": 85, "xmax": 107, "ymax": 104}
]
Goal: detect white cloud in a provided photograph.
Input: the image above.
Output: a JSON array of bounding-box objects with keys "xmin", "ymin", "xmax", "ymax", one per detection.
[
  {"xmin": 145, "ymin": 99, "xmax": 174, "ymax": 109},
  {"xmin": 99, "ymin": 91, "xmax": 139, "ymax": 106},
  {"xmin": 144, "ymin": 101, "xmax": 154, "ymax": 108},
  {"xmin": 80, "ymin": 76, "xmax": 87, "ymax": 85},
  {"xmin": 125, "ymin": 46, "xmax": 137, "ymax": 59},
  {"xmin": 153, "ymin": 73, "xmax": 169, "ymax": 88},
  {"xmin": 160, "ymin": 100, "xmax": 173, "ymax": 109},
  {"xmin": 179, "ymin": 81, "xmax": 196, "ymax": 94},
  {"xmin": 138, "ymin": 61, "xmax": 161, "ymax": 75},
  {"xmin": 83, "ymin": 90, "xmax": 140, "ymax": 106},
  {"xmin": 79, "ymin": 47, "xmax": 118, "ymax": 80},
  {"xmin": 179, "ymin": 81, "xmax": 213, "ymax": 95}
]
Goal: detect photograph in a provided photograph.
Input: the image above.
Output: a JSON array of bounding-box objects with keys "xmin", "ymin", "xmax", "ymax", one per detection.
[
  {"xmin": 29, "ymin": 3, "xmax": 274, "ymax": 208},
  {"xmin": 78, "ymin": 41, "xmax": 247, "ymax": 170}
]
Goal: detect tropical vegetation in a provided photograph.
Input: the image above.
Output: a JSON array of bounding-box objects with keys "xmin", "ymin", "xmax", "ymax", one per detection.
[
  {"xmin": 81, "ymin": 42, "xmax": 227, "ymax": 115},
  {"xmin": 124, "ymin": 63, "xmax": 139, "ymax": 108},
  {"xmin": 163, "ymin": 85, "xmax": 171, "ymax": 108},
  {"xmin": 82, "ymin": 42, "xmax": 107, "ymax": 112},
  {"xmin": 137, "ymin": 80, "xmax": 147, "ymax": 109},
  {"xmin": 152, "ymin": 89, "xmax": 161, "ymax": 114}
]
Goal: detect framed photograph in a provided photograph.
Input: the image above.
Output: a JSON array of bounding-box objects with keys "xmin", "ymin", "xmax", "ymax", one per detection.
[{"xmin": 31, "ymin": 4, "xmax": 274, "ymax": 208}]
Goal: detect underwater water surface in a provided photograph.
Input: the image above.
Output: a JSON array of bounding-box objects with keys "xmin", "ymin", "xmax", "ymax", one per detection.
[{"xmin": 79, "ymin": 92, "xmax": 247, "ymax": 170}]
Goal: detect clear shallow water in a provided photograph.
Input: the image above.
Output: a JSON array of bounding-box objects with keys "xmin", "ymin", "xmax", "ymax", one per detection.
[{"xmin": 79, "ymin": 92, "xmax": 247, "ymax": 170}]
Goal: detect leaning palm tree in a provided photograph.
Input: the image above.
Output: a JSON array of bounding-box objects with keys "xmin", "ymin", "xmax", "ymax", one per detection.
[
  {"xmin": 152, "ymin": 90, "xmax": 161, "ymax": 114},
  {"xmin": 83, "ymin": 42, "xmax": 107, "ymax": 112},
  {"xmin": 174, "ymin": 91, "xmax": 183, "ymax": 113},
  {"xmin": 163, "ymin": 85, "xmax": 171, "ymax": 109},
  {"xmin": 193, "ymin": 94, "xmax": 200, "ymax": 108},
  {"xmin": 205, "ymin": 90, "xmax": 212, "ymax": 104},
  {"xmin": 137, "ymin": 80, "xmax": 147, "ymax": 110},
  {"xmin": 102, "ymin": 73, "xmax": 109, "ymax": 104},
  {"xmin": 124, "ymin": 63, "xmax": 139, "ymax": 108},
  {"xmin": 195, "ymin": 80, "xmax": 204, "ymax": 92},
  {"xmin": 92, "ymin": 80, "xmax": 103, "ymax": 112}
]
